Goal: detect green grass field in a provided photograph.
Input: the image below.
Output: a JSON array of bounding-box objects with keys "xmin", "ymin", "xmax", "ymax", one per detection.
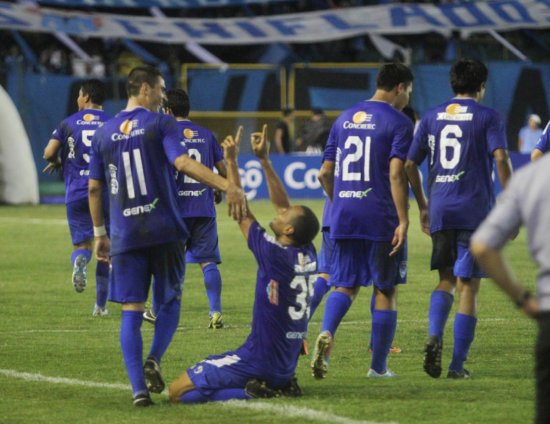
[{"xmin": 0, "ymin": 200, "xmax": 538, "ymax": 424}]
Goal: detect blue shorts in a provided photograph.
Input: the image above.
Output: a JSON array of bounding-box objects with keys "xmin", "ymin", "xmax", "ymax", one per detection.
[
  {"xmin": 66, "ymin": 196, "xmax": 110, "ymax": 245},
  {"xmin": 183, "ymin": 217, "xmax": 221, "ymax": 264},
  {"xmin": 317, "ymin": 231, "xmax": 335, "ymax": 274},
  {"xmin": 329, "ymin": 239, "xmax": 407, "ymax": 291},
  {"xmin": 109, "ymin": 240, "xmax": 186, "ymax": 304},
  {"xmin": 431, "ymin": 230, "xmax": 486, "ymax": 279},
  {"xmin": 187, "ymin": 351, "xmax": 290, "ymax": 396}
]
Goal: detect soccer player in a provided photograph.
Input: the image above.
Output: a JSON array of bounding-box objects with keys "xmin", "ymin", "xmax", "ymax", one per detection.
[
  {"xmin": 530, "ymin": 120, "xmax": 550, "ymax": 161},
  {"xmin": 405, "ymin": 58, "xmax": 513, "ymax": 379},
  {"xmin": 470, "ymin": 159, "xmax": 544, "ymax": 423},
  {"xmin": 168, "ymin": 124, "xmax": 320, "ymax": 403},
  {"xmin": 310, "ymin": 63, "xmax": 415, "ymax": 380},
  {"xmin": 43, "ymin": 79, "xmax": 111, "ymax": 316},
  {"xmin": 143, "ymin": 88, "xmax": 227, "ymax": 329},
  {"xmin": 88, "ymin": 65, "xmax": 246, "ymax": 406}
]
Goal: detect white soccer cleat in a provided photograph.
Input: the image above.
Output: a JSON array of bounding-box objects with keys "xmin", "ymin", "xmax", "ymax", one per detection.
[
  {"xmin": 367, "ymin": 368, "xmax": 397, "ymax": 378},
  {"xmin": 92, "ymin": 304, "xmax": 109, "ymax": 316}
]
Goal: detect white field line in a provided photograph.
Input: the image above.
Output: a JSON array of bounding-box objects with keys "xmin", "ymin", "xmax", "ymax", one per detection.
[
  {"xmin": 1, "ymin": 317, "xmax": 507, "ymax": 334},
  {"xmin": 0, "ymin": 217, "xmax": 68, "ymax": 225},
  {"xmin": 0, "ymin": 369, "xmax": 396, "ymax": 424}
]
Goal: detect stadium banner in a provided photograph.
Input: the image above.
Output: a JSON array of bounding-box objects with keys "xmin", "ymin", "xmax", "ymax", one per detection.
[
  {"xmin": 1, "ymin": 0, "xmax": 550, "ymax": 44},
  {"xmin": 36, "ymin": 0, "xmax": 296, "ymax": 8}
]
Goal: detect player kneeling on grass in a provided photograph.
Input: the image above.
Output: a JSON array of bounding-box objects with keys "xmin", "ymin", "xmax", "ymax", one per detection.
[{"xmin": 169, "ymin": 125, "xmax": 320, "ymax": 403}]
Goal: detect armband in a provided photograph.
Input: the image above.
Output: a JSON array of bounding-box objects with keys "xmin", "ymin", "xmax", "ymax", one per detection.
[
  {"xmin": 93, "ymin": 225, "xmax": 107, "ymax": 237},
  {"xmin": 515, "ymin": 290, "xmax": 533, "ymax": 308}
]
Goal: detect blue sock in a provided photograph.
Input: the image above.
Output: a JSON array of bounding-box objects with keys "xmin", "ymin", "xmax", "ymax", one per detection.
[
  {"xmin": 210, "ymin": 388, "xmax": 251, "ymax": 401},
  {"xmin": 309, "ymin": 275, "xmax": 330, "ymax": 321},
  {"xmin": 71, "ymin": 249, "xmax": 91, "ymax": 266},
  {"xmin": 95, "ymin": 261, "xmax": 109, "ymax": 308},
  {"xmin": 151, "ymin": 288, "xmax": 159, "ymax": 316},
  {"xmin": 428, "ymin": 290, "xmax": 454, "ymax": 341},
  {"xmin": 180, "ymin": 390, "xmax": 209, "ymax": 404},
  {"xmin": 369, "ymin": 290, "xmax": 376, "ymax": 348},
  {"xmin": 321, "ymin": 291, "xmax": 352, "ymax": 337},
  {"xmin": 120, "ymin": 310, "xmax": 147, "ymax": 396},
  {"xmin": 370, "ymin": 310, "xmax": 397, "ymax": 374},
  {"xmin": 203, "ymin": 264, "xmax": 222, "ymax": 315},
  {"xmin": 449, "ymin": 313, "xmax": 477, "ymax": 372},
  {"xmin": 148, "ymin": 297, "xmax": 181, "ymax": 362}
]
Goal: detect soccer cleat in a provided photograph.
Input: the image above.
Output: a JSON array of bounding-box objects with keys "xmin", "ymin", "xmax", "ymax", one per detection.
[
  {"xmin": 423, "ymin": 335, "xmax": 443, "ymax": 378},
  {"xmin": 144, "ymin": 357, "xmax": 165, "ymax": 394},
  {"xmin": 447, "ymin": 368, "xmax": 471, "ymax": 379},
  {"xmin": 133, "ymin": 393, "xmax": 154, "ymax": 407},
  {"xmin": 368, "ymin": 346, "xmax": 402, "ymax": 354},
  {"xmin": 310, "ymin": 331, "xmax": 333, "ymax": 379},
  {"xmin": 208, "ymin": 312, "xmax": 224, "ymax": 329},
  {"xmin": 143, "ymin": 309, "xmax": 156, "ymax": 325},
  {"xmin": 92, "ymin": 304, "xmax": 109, "ymax": 316},
  {"xmin": 278, "ymin": 376, "xmax": 303, "ymax": 397},
  {"xmin": 244, "ymin": 378, "xmax": 279, "ymax": 399},
  {"xmin": 72, "ymin": 254, "xmax": 87, "ymax": 293},
  {"xmin": 366, "ymin": 368, "xmax": 397, "ymax": 378}
]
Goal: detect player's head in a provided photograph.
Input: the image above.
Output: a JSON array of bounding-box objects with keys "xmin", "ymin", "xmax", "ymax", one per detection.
[
  {"xmin": 77, "ymin": 79, "xmax": 106, "ymax": 111},
  {"xmin": 282, "ymin": 107, "xmax": 294, "ymax": 118},
  {"xmin": 376, "ymin": 63, "xmax": 414, "ymax": 110},
  {"xmin": 270, "ymin": 205, "xmax": 320, "ymax": 247},
  {"xmin": 528, "ymin": 114, "xmax": 541, "ymax": 129},
  {"xmin": 450, "ymin": 58, "xmax": 488, "ymax": 97},
  {"xmin": 165, "ymin": 89, "xmax": 190, "ymax": 119},
  {"xmin": 126, "ymin": 65, "xmax": 166, "ymax": 112}
]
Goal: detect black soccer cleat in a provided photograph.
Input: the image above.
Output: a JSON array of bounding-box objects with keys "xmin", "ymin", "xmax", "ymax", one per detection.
[
  {"xmin": 244, "ymin": 378, "xmax": 280, "ymax": 399},
  {"xmin": 143, "ymin": 309, "xmax": 156, "ymax": 325},
  {"xmin": 133, "ymin": 393, "xmax": 154, "ymax": 407},
  {"xmin": 278, "ymin": 376, "xmax": 303, "ymax": 397},
  {"xmin": 144, "ymin": 357, "xmax": 165, "ymax": 394},
  {"xmin": 447, "ymin": 368, "xmax": 471, "ymax": 379},
  {"xmin": 423, "ymin": 335, "xmax": 443, "ymax": 378}
]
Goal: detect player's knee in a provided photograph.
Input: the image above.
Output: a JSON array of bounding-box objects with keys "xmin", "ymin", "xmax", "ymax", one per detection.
[{"xmin": 169, "ymin": 372, "xmax": 193, "ymax": 403}]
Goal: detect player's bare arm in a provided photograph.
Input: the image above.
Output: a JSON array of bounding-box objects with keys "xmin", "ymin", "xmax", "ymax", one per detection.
[
  {"xmin": 251, "ymin": 124, "xmax": 291, "ymax": 214},
  {"xmin": 493, "ymin": 148, "xmax": 513, "ymax": 190},
  {"xmin": 42, "ymin": 138, "xmax": 62, "ymax": 174},
  {"xmin": 531, "ymin": 148, "xmax": 544, "ymax": 161},
  {"xmin": 214, "ymin": 160, "xmax": 227, "ymax": 204},
  {"xmin": 222, "ymin": 126, "xmax": 256, "ymax": 239},
  {"xmin": 389, "ymin": 157, "xmax": 409, "ymax": 256},
  {"xmin": 404, "ymin": 159, "xmax": 430, "ymax": 235},
  {"xmin": 318, "ymin": 160, "xmax": 335, "ymax": 202},
  {"xmin": 88, "ymin": 178, "xmax": 110, "ymax": 264},
  {"xmin": 174, "ymin": 150, "xmax": 246, "ymax": 221}
]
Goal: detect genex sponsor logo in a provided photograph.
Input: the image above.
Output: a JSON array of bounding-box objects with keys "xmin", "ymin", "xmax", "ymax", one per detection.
[
  {"xmin": 77, "ymin": 113, "xmax": 100, "ymax": 125},
  {"xmin": 123, "ymin": 198, "xmax": 159, "ymax": 217},
  {"xmin": 343, "ymin": 110, "xmax": 375, "ymax": 130},
  {"xmin": 179, "ymin": 188, "xmax": 206, "ymax": 197},
  {"xmin": 338, "ymin": 188, "xmax": 372, "ymax": 198},
  {"xmin": 437, "ymin": 103, "xmax": 473, "ymax": 121},
  {"xmin": 111, "ymin": 119, "xmax": 145, "ymax": 141},
  {"xmin": 435, "ymin": 171, "xmax": 465, "ymax": 183}
]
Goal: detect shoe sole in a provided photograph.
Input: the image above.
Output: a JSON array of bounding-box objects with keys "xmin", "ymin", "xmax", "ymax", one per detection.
[
  {"xmin": 423, "ymin": 336, "xmax": 442, "ymax": 378},
  {"xmin": 209, "ymin": 313, "xmax": 224, "ymax": 329},
  {"xmin": 144, "ymin": 362, "xmax": 165, "ymax": 394},
  {"xmin": 72, "ymin": 255, "xmax": 87, "ymax": 293},
  {"xmin": 311, "ymin": 333, "xmax": 331, "ymax": 379},
  {"xmin": 133, "ymin": 396, "xmax": 154, "ymax": 407}
]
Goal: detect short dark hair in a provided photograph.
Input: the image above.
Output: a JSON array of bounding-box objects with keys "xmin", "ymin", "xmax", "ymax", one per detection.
[
  {"xmin": 290, "ymin": 206, "xmax": 320, "ymax": 247},
  {"xmin": 166, "ymin": 88, "xmax": 190, "ymax": 118},
  {"xmin": 126, "ymin": 65, "xmax": 163, "ymax": 98},
  {"xmin": 450, "ymin": 58, "xmax": 488, "ymax": 95},
  {"xmin": 312, "ymin": 108, "xmax": 324, "ymax": 115},
  {"xmin": 80, "ymin": 79, "xmax": 106, "ymax": 105},
  {"xmin": 375, "ymin": 63, "xmax": 414, "ymax": 92},
  {"xmin": 282, "ymin": 107, "xmax": 294, "ymax": 117}
]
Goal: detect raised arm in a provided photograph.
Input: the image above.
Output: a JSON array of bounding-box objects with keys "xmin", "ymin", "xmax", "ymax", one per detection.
[
  {"xmin": 251, "ymin": 124, "xmax": 290, "ymax": 214},
  {"xmin": 404, "ymin": 159, "xmax": 430, "ymax": 235},
  {"xmin": 494, "ymin": 148, "xmax": 513, "ymax": 190},
  {"xmin": 222, "ymin": 126, "xmax": 256, "ymax": 240},
  {"xmin": 88, "ymin": 178, "xmax": 110, "ymax": 264},
  {"xmin": 389, "ymin": 157, "xmax": 409, "ymax": 256}
]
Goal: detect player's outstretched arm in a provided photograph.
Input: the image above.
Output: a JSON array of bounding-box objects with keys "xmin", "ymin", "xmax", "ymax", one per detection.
[
  {"xmin": 494, "ymin": 148, "xmax": 513, "ymax": 190},
  {"xmin": 404, "ymin": 159, "xmax": 430, "ymax": 235},
  {"xmin": 42, "ymin": 138, "xmax": 62, "ymax": 174},
  {"xmin": 251, "ymin": 124, "xmax": 290, "ymax": 214},
  {"xmin": 389, "ymin": 157, "xmax": 409, "ymax": 256},
  {"xmin": 222, "ymin": 127, "xmax": 256, "ymax": 240},
  {"xmin": 88, "ymin": 178, "xmax": 110, "ymax": 263}
]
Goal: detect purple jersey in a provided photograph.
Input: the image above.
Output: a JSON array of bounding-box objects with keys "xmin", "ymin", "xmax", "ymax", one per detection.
[
  {"xmin": 236, "ymin": 221, "xmax": 317, "ymax": 380},
  {"xmin": 534, "ymin": 120, "xmax": 550, "ymax": 154},
  {"xmin": 324, "ymin": 100, "xmax": 413, "ymax": 241},
  {"xmin": 89, "ymin": 107, "xmax": 189, "ymax": 255},
  {"xmin": 174, "ymin": 120, "xmax": 223, "ymax": 218},
  {"xmin": 407, "ymin": 98, "xmax": 508, "ymax": 232},
  {"xmin": 50, "ymin": 109, "xmax": 111, "ymax": 203}
]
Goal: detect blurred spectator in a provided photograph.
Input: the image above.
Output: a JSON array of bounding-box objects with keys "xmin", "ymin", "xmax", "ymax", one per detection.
[
  {"xmin": 296, "ymin": 108, "xmax": 331, "ymax": 154},
  {"xmin": 518, "ymin": 114, "xmax": 543, "ymax": 154},
  {"xmin": 274, "ymin": 107, "xmax": 294, "ymax": 154}
]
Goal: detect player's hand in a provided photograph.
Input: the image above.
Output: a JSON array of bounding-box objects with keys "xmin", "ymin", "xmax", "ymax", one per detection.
[
  {"xmin": 214, "ymin": 189, "xmax": 223, "ymax": 204},
  {"xmin": 226, "ymin": 184, "xmax": 247, "ymax": 222},
  {"xmin": 251, "ymin": 124, "xmax": 269, "ymax": 159},
  {"xmin": 390, "ymin": 222, "xmax": 408, "ymax": 256},
  {"xmin": 94, "ymin": 235, "xmax": 111, "ymax": 264},
  {"xmin": 42, "ymin": 160, "xmax": 62, "ymax": 175},
  {"xmin": 419, "ymin": 207, "xmax": 430, "ymax": 236},
  {"xmin": 222, "ymin": 126, "xmax": 242, "ymax": 163},
  {"xmin": 522, "ymin": 295, "xmax": 540, "ymax": 319}
]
